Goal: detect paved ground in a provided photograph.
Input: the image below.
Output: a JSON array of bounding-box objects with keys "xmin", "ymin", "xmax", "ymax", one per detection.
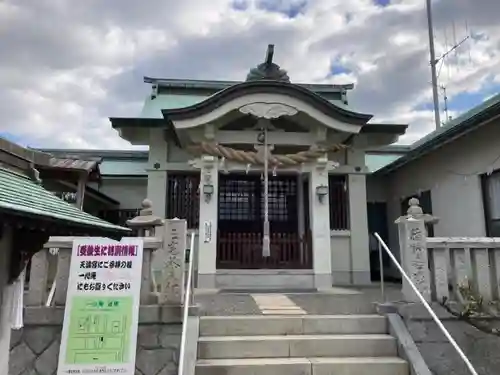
[{"xmin": 193, "ymin": 283, "xmax": 404, "ymax": 316}]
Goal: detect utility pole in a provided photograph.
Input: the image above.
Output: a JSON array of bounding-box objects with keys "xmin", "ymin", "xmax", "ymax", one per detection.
[{"xmin": 426, "ymin": 0, "xmax": 441, "ymax": 130}]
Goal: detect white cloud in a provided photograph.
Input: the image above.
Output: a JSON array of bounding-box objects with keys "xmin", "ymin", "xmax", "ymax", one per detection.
[{"xmin": 0, "ymin": 0, "xmax": 499, "ymax": 149}]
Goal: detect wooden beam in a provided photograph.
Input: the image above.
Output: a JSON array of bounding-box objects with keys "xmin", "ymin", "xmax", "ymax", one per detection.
[
  {"xmin": 146, "ymin": 161, "xmax": 368, "ymax": 174},
  {"xmin": 191, "ymin": 130, "xmax": 317, "ymax": 146},
  {"xmin": 75, "ymin": 174, "xmax": 87, "ymax": 210}
]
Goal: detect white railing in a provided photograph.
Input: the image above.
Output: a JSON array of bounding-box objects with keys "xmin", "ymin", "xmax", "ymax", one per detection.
[
  {"xmin": 178, "ymin": 232, "xmax": 196, "ymax": 375},
  {"xmin": 426, "ymin": 237, "xmax": 500, "ymax": 302},
  {"xmin": 374, "ymin": 232, "xmax": 479, "ymax": 375}
]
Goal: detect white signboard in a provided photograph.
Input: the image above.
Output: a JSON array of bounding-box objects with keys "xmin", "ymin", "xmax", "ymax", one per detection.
[
  {"xmin": 203, "ymin": 221, "xmax": 212, "ymax": 243},
  {"xmin": 57, "ymin": 238, "xmax": 144, "ymax": 375}
]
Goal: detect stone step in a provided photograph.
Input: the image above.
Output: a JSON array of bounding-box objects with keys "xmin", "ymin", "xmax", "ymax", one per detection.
[
  {"xmin": 196, "ymin": 357, "xmax": 409, "ymax": 375},
  {"xmin": 197, "ymin": 334, "xmax": 397, "ymax": 359},
  {"xmin": 199, "ymin": 315, "xmax": 387, "ymax": 336}
]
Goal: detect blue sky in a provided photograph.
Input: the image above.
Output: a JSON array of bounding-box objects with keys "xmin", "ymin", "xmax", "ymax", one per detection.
[
  {"xmin": 414, "ymin": 83, "xmax": 500, "ymax": 120},
  {"xmin": 0, "ymin": 132, "xmax": 26, "ymax": 146},
  {"xmin": 374, "ymin": 0, "xmax": 391, "ymax": 7},
  {"xmin": 0, "ymin": 0, "xmax": 498, "ymax": 148}
]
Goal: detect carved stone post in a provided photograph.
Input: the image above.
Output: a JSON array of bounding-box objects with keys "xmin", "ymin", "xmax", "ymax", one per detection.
[
  {"xmin": 26, "ymin": 249, "xmax": 50, "ymax": 305},
  {"xmin": 395, "ymin": 198, "xmax": 438, "ymax": 302},
  {"xmin": 54, "ymin": 247, "xmax": 72, "ymax": 306},
  {"xmin": 159, "ymin": 219, "xmax": 187, "ymax": 305},
  {"xmin": 127, "ymin": 199, "xmax": 164, "ymax": 304}
]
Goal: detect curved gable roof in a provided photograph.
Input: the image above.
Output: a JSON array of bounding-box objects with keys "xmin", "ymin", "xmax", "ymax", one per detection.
[{"xmin": 160, "ymin": 80, "xmax": 373, "ymax": 126}]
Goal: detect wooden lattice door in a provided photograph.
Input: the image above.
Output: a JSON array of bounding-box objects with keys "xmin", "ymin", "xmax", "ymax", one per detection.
[{"xmin": 217, "ymin": 173, "xmax": 311, "ymax": 269}]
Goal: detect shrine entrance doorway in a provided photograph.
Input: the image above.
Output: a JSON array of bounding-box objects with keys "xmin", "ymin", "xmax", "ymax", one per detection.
[{"xmin": 216, "ymin": 172, "xmax": 312, "ymax": 269}]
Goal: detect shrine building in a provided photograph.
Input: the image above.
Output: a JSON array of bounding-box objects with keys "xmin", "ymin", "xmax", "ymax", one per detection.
[{"xmin": 108, "ymin": 45, "xmax": 407, "ymax": 289}]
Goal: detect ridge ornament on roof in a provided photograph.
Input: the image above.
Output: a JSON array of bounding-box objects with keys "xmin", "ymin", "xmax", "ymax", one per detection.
[{"xmin": 246, "ymin": 44, "xmax": 291, "ymax": 83}]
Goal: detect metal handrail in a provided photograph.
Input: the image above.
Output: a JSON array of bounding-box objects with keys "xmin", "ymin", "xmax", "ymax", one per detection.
[
  {"xmin": 178, "ymin": 232, "xmax": 196, "ymax": 375},
  {"xmin": 374, "ymin": 232, "xmax": 479, "ymax": 375}
]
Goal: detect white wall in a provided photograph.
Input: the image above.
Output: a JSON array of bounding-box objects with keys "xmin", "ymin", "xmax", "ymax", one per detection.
[
  {"xmin": 386, "ymin": 118, "xmax": 500, "ymax": 252},
  {"xmin": 95, "ymin": 178, "xmax": 148, "ymax": 209}
]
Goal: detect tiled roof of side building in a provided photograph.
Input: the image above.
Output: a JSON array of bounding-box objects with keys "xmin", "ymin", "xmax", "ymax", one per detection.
[{"xmin": 0, "ymin": 167, "xmax": 130, "ymax": 232}]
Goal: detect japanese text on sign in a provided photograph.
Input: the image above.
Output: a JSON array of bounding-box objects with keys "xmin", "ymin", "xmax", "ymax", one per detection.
[
  {"xmin": 77, "ymin": 244, "xmax": 138, "ymax": 256},
  {"xmin": 57, "ymin": 238, "xmax": 143, "ymax": 375}
]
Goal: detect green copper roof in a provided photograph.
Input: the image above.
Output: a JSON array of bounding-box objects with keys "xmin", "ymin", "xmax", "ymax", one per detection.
[
  {"xmin": 0, "ymin": 167, "xmax": 129, "ymax": 232},
  {"xmin": 365, "ymin": 153, "xmax": 404, "ymax": 172},
  {"xmin": 140, "ymin": 94, "xmax": 208, "ymax": 118},
  {"xmin": 145, "ymin": 77, "xmax": 354, "ymax": 92},
  {"xmin": 139, "ymin": 92, "xmax": 348, "ymax": 120},
  {"xmin": 100, "ymin": 160, "xmax": 148, "ymax": 176}
]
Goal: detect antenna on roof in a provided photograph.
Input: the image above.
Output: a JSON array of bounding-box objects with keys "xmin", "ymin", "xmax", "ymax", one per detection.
[
  {"xmin": 427, "ymin": 0, "xmax": 471, "ymax": 129},
  {"xmin": 439, "ymin": 85, "xmax": 452, "ymax": 124}
]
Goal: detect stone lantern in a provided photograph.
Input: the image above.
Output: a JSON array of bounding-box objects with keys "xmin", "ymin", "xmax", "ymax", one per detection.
[{"xmin": 127, "ymin": 199, "xmax": 164, "ymax": 237}]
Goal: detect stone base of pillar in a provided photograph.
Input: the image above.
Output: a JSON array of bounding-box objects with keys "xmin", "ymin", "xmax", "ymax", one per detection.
[
  {"xmin": 332, "ymin": 270, "xmax": 371, "ymax": 285},
  {"xmin": 314, "ymin": 273, "xmax": 332, "ymax": 289},
  {"xmin": 197, "ymin": 273, "xmax": 216, "ymax": 289}
]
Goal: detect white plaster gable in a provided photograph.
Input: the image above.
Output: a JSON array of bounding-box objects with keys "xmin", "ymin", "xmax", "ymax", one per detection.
[{"xmin": 171, "ymin": 93, "xmax": 363, "ymax": 134}]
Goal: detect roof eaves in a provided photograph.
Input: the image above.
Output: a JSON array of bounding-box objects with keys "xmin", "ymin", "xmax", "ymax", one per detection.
[
  {"xmin": 366, "ymin": 145, "xmax": 411, "ymax": 154},
  {"xmin": 0, "ymin": 167, "xmax": 130, "ymax": 233},
  {"xmin": 359, "ymin": 123, "xmax": 408, "ymax": 135},
  {"xmin": 0, "ymin": 137, "xmax": 52, "ymax": 166},
  {"xmin": 161, "ymin": 80, "xmax": 373, "ymax": 125},
  {"xmin": 110, "ymin": 117, "xmax": 165, "ymax": 129},
  {"xmin": 0, "ymin": 203, "xmax": 129, "ymax": 233},
  {"xmin": 46, "ymin": 157, "xmax": 101, "ymax": 172},
  {"xmin": 38, "ymin": 149, "xmax": 149, "ymax": 160},
  {"xmin": 375, "ymin": 95, "xmax": 500, "ymax": 175},
  {"xmin": 144, "ymin": 77, "xmax": 355, "ymax": 93}
]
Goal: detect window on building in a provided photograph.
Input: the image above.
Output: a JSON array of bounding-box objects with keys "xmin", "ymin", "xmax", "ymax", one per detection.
[
  {"xmin": 481, "ymin": 171, "xmax": 500, "ymax": 236},
  {"xmin": 400, "ymin": 190, "xmax": 434, "ymax": 236},
  {"xmin": 329, "ymin": 175, "xmax": 349, "ymax": 230},
  {"xmin": 167, "ymin": 173, "xmax": 200, "ymax": 229}
]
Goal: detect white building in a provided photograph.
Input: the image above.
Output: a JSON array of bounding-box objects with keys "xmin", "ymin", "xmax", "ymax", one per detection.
[{"xmin": 40, "ymin": 47, "xmax": 500, "ymax": 290}]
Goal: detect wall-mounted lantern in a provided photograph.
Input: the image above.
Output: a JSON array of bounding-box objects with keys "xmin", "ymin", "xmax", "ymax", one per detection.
[
  {"xmin": 203, "ymin": 184, "xmax": 214, "ymax": 203},
  {"xmin": 316, "ymin": 185, "xmax": 328, "ymax": 204}
]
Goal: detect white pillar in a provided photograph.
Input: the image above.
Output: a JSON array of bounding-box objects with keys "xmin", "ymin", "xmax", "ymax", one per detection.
[
  {"xmin": 0, "ymin": 224, "xmax": 13, "ymax": 375},
  {"xmin": 348, "ymin": 173, "xmax": 371, "ymax": 285},
  {"xmin": 197, "ymin": 156, "xmax": 219, "ymax": 289},
  {"xmin": 309, "ymin": 158, "xmax": 332, "ymax": 289},
  {"xmin": 147, "ymin": 128, "xmax": 168, "ymax": 218}
]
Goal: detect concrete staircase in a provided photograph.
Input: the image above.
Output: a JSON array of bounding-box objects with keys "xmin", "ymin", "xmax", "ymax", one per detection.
[{"xmin": 195, "ymin": 314, "xmax": 409, "ymax": 375}]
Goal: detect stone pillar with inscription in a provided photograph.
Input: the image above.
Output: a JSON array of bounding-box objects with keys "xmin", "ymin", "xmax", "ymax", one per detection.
[
  {"xmin": 395, "ymin": 198, "xmax": 437, "ymax": 302},
  {"xmin": 159, "ymin": 218, "xmax": 187, "ymax": 305}
]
